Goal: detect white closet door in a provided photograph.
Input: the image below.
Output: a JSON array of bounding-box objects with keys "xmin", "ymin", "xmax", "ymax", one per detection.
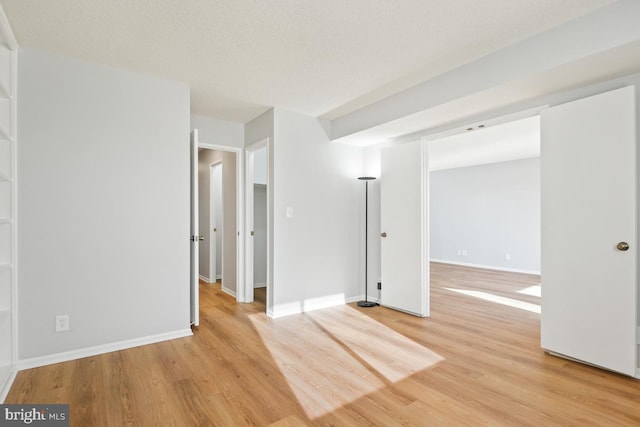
[
  {"xmin": 541, "ymin": 86, "xmax": 637, "ymax": 376},
  {"xmin": 380, "ymin": 140, "xmax": 429, "ymax": 317}
]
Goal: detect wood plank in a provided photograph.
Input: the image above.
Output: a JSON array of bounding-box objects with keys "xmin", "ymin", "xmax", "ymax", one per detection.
[{"xmin": 5, "ymin": 266, "xmax": 640, "ymax": 426}]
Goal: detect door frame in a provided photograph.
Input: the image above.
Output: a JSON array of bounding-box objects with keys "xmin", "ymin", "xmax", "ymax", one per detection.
[
  {"xmin": 245, "ymin": 138, "xmax": 270, "ymax": 311},
  {"xmin": 198, "ymin": 142, "xmax": 244, "ymax": 303},
  {"xmin": 209, "ymin": 161, "xmax": 223, "ymax": 284},
  {"xmin": 190, "ymin": 130, "xmax": 200, "ymax": 326}
]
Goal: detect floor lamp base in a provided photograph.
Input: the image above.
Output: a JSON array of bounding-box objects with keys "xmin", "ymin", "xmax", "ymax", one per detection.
[{"xmin": 357, "ymin": 300, "xmax": 377, "ymax": 308}]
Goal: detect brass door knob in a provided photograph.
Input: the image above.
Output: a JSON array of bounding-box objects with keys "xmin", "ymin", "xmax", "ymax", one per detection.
[
  {"xmin": 381, "ymin": 232, "xmax": 387, "ymax": 238},
  {"xmin": 617, "ymin": 241, "xmax": 629, "ymax": 251}
]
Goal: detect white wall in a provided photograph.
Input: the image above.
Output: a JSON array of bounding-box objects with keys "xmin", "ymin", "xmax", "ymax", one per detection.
[
  {"xmin": 253, "ymin": 146, "xmax": 267, "ymax": 185},
  {"xmin": 272, "ymin": 109, "xmax": 363, "ymax": 317},
  {"xmin": 245, "ymin": 109, "xmax": 275, "ymax": 309},
  {"xmin": 430, "ymin": 158, "xmax": 540, "ymax": 273},
  {"xmin": 245, "ymin": 109, "xmax": 274, "ymax": 147},
  {"xmin": 18, "ymin": 48, "xmax": 191, "ymax": 360},
  {"xmin": 191, "ymin": 114, "xmax": 244, "ymax": 148}
]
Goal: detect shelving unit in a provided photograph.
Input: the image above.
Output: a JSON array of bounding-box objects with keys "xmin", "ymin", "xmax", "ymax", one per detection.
[{"xmin": 0, "ymin": 6, "xmax": 16, "ymax": 401}]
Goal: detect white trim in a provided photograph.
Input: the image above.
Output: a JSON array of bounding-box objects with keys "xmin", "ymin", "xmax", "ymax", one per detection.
[
  {"xmin": 221, "ymin": 286, "xmax": 237, "ymax": 298},
  {"xmin": 198, "ymin": 274, "xmax": 211, "ymax": 283},
  {"xmin": 0, "ymin": 368, "xmax": 16, "ymax": 403},
  {"xmin": 271, "ymin": 295, "xmax": 364, "ymax": 319},
  {"xmin": 198, "ymin": 142, "xmax": 243, "ymax": 305},
  {"xmin": 7, "ymin": 42, "xmax": 17, "ymax": 393},
  {"xmin": 420, "ymin": 137, "xmax": 430, "ymax": 317},
  {"xmin": 430, "ymin": 259, "xmax": 541, "ymax": 275},
  {"xmin": 346, "ymin": 295, "xmax": 364, "ymax": 304},
  {"xmin": 253, "ymin": 282, "xmax": 266, "ymax": 288},
  {"xmin": 16, "ymin": 329, "xmax": 192, "ymax": 371}
]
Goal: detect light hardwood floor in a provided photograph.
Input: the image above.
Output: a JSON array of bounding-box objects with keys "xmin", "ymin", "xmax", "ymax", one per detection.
[{"xmin": 6, "ymin": 263, "xmax": 640, "ymax": 426}]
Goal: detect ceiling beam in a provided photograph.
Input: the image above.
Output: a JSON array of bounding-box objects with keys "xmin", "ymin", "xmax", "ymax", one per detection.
[{"xmin": 330, "ymin": 0, "xmax": 640, "ymax": 145}]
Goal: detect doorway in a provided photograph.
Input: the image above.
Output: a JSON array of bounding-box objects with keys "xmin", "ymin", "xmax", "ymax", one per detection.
[
  {"xmin": 197, "ymin": 144, "xmax": 241, "ymax": 300},
  {"xmin": 427, "ymin": 115, "xmax": 541, "ymax": 276},
  {"xmin": 245, "ymin": 139, "xmax": 270, "ymax": 310},
  {"xmin": 210, "ymin": 161, "xmax": 223, "ymax": 284},
  {"xmin": 376, "ymin": 113, "xmax": 541, "ymax": 318}
]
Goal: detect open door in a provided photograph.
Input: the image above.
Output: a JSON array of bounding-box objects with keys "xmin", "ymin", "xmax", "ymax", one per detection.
[
  {"xmin": 541, "ymin": 86, "xmax": 637, "ymax": 377},
  {"xmin": 190, "ymin": 129, "xmax": 200, "ymax": 326},
  {"xmin": 380, "ymin": 139, "xmax": 429, "ymax": 317}
]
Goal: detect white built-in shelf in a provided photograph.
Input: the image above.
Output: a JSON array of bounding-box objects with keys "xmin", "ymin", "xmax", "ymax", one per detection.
[
  {"xmin": 0, "ymin": 172, "xmax": 9, "ymax": 182},
  {"xmin": 0, "ymin": 77, "xmax": 10, "ymax": 100},
  {"xmin": 0, "ymin": 219, "xmax": 11, "ymax": 224},
  {"xmin": 0, "ymin": 264, "xmax": 11, "ymax": 271},
  {"xmin": 0, "ymin": 308, "xmax": 10, "ymax": 315},
  {"xmin": 0, "ymin": 80, "xmax": 11, "ymax": 101},
  {"xmin": 0, "ymin": 123, "xmax": 10, "ymax": 141}
]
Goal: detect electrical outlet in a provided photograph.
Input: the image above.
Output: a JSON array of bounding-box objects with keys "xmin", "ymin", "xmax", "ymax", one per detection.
[
  {"xmin": 504, "ymin": 253, "xmax": 511, "ymax": 261},
  {"xmin": 56, "ymin": 315, "xmax": 69, "ymax": 332},
  {"xmin": 457, "ymin": 249, "xmax": 462, "ymax": 256},
  {"xmin": 377, "ymin": 282, "xmax": 382, "ymax": 290},
  {"xmin": 461, "ymin": 249, "xmax": 468, "ymax": 256}
]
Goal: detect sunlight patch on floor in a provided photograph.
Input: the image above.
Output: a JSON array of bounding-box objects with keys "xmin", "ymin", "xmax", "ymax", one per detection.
[
  {"xmin": 249, "ymin": 312, "xmax": 383, "ymax": 418},
  {"xmin": 517, "ymin": 285, "xmax": 541, "ymax": 297},
  {"xmin": 308, "ymin": 306, "xmax": 444, "ymax": 383},
  {"xmin": 249, "ymin": 305, "xmax": 443, "ymax": 419},
  {"xmin": 445, "ymin": 288, "xmax": 541, "ymax": 313}
]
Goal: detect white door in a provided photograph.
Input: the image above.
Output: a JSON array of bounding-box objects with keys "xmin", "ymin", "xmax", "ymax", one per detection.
[
  {"xmin": 190, "ymin": 130, "xmax": 200, "ymax": 326},
  {"xmin": 541, "ymin": 86, "xmax": 637, "ymax": 376},
  {"xmin": 380, "ymin": 140, "xmax": 429, "ymax": 317}
]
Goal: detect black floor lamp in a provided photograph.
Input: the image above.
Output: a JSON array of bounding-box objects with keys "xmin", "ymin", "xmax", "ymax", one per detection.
[{"xmin": 357, "ymin": 176, "xmax": 377, "ymax": 308}]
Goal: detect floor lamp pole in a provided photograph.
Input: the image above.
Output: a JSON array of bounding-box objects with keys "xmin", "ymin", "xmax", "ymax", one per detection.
[{"xmin": 358, "ymin": 176, "xmax": 376, "ymax": 308}]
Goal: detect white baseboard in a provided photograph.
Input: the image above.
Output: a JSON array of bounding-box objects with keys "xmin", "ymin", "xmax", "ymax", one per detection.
[
  {"xmin": 199, "ymin": 274, "xmax": 211, "ymax": 283},
  {"xmin": 348, "ymin": 295, "xmax": 381, "ymax": 306},
  {"xmin": 346, "ymin": 295, "xmax": 365, "ymax": 304},
  {"xmin": 0, "ymin": 368, "xmax": 17, "ymax": 403},
  {"xmin": 271, "ymin": 294, "xmax": 367, "ymax": 319},
  {"xmin": 221, "ymin": 286, "xmax": 237, "ymax": 298},
  {"xmin": 253, "ymin": 282, "xmax": 266, "ymax": 288},
  {"xmin": 430, "ymin": 259, "xmax": 540, "ymax": 275},
  {"xmin": 16, "ymin": 329, "xmax": 193, "ymax": 371}
]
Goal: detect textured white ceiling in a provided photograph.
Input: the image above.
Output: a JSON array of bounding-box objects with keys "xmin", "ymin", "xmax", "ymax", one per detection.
[{"xmin": 0, "ymin": 0, "xmax": 614, "ymax": 123}]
